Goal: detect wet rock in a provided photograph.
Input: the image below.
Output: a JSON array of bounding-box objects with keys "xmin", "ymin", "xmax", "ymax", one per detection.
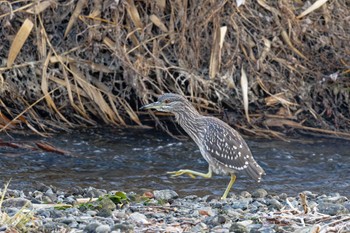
[
  {"xmin": 113, "ymin": 223, "xmax": 134, "ymax": 233},
  {"xmin": 294, "ymin": 225, "xmax": 319, "ymax": 233},
  {"xmin": 99, "ymin": 196, "xmax": 117, "ymax": 210},
  {"xmin": 86, "ymin": 210, "xmax": 98, "ymax": 216},
  {"xmin": 95, "ymin": 224, "xmax": 111, "ymax": 233},
  {"xmin": 320, "ymin": 194, "xmax": 348, "ymax": 204},
  {"xmin": 84, "ymin": 222, "xmax": 101, "ymax": 233},
  {"xmin": 205, "ymin": 195, "xmax": 219, "ymax": 202},
  {"xmin": 65, "ymin": 195, "xmax": 76, "ymax": 205},
  {"xmin": 252, "ymin": 189, "xmax": 268, "ymax": 198},
  {"xmin": 43, "ymin": 195, "xmax": 53, "ymax": 203},
  {"xmin": 59, "ymin": 216, "xmax": 76, "ymax": 225},
  {"xmin": 247, "ymin": 224, "xmax": 262, "ymax": 232},
  {"xmin": 97, "ymin": 208, "xmax": 113, "ymax": 217},
  {"xmin": 240, "ymin": 191, "xmax": 252, "ymax": 198},
  {"xmin": 4, "ymin": 207, "xmax": 20, "ymax": 217},
  {"xmin": 34, "ymin": 182, "xmax": 51, "ymax": 192},
  {"xmin": 69, "ymin": 186, "xmax": 84, "ymax": 196},
  {"xmin": 267, "ymin": 198, "xmax": 283, "ymax": 210},
  {"xmin": 33, "ymin": 190, "xmax": 44, "ymax": 201},
  {"xmin": 257, "ymin": 225, "xmax": 276, "ymax": 233},
  {"xmin": 229, "ymin": 223, "xmax": 248, "ymax": 233},
  {"xmin": 6, "ymin": 189, "xmax": 22, "ymax": 198},
  {"xmin": 153, "ymin": 189, "xmax": 178, "ymax": 201},
  {"xmin": 191, "ymin": 222, "xmax": 208, "ymax": 232},
  {"xmin": 318, "ymin": 202, "xmax": 349, "ymax": 215},
  {"xmin": 206, "ymin": 215, "xmax": 227, "ymax": 226},
  {"xmin": 2, "ymin": 197, "xmax": 33, "ymax": 209},
  {"xmin": 231, "ymin": 198, "xmax": 251, "ymax": 210},
  {"xmin": 65, "ymin": 207, "xmax": 80, "ymax": 216},
  {"xmin": 344, "ymin": 201, "xmax": 350, "ymax": 212},
  {"xmin": 85, "ymin": 187, "xmax": 105, "ymax": 198},
  {"xmin": 129, "ymin": 212, "xmax": 149, "ymax": 225}
]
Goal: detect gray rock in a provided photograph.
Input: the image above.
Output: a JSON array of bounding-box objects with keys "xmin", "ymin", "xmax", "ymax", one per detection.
[
  {"xmin": 33, "ymin": 191, "xmax": 43, "ymax": 201},
  {"xmin": 4, "ymin": 207, "xmax": 19, "ymax": 217},
  {"xmin": 84, "ymin": 222, "xmax": 101, "ymax": 233},
  {"xmin": 42, "ymin": 196, "xmax": 53, "ymax": 203},
  {"xmin": 34, "ymin": 182, "xmax": 51, "ymax": 192},
  {"xmin": 97, "ymin": 208, "xmax": 113, "ymax": 217},
  {"xmin": 64, "ymin": 207, "xmax": 80, "ymax": 216},
  {"xmin": 206, "ymin": 215, "xmax": 226, "ymax": 226},
  {"xmin": 321, "ymin": 195, "xmax": 348, "ymax": 204},
  {"xmin": 229, "ymin": 223, "xmax": 248, "ymax": 233},
  {"xmin": 59, "ymin": 216, "xmax": 76, "ymax": 225},
  {"xmin": 293, "ymin": 225, "xmax": 319, "ymax": 233},
  {"xmin": 65, "ymin": 195, "xmax": 76, "ymax": 204},
  {"xmin": 2, "ymin": 197, "xmax": 33, "ymax": 209},
  {"xmin": 6, "ymin": 189, "xmax": 21, "ymax": 198},
  {"xmin": 86, "ymin": 210, "xmax": 98, "ymax": 216},
  {"xmin": 85, "ymin": 187, "xmax": 105, "ymax": 198},
  {"xmin": 344, "ymin": 201, "xmax": 350, "ymax": 212},
  {"xmin": 231, "ymin": 198, "xmax": 251, "ymax": 210},
  {"xmin": 45, "ymin": 193, "xmax": 58, "ymax": 203},
  {"xmin": 129, "ymin": 212, "xmax": 149, "ymax": 225},
  {"xmin": 153, "ymin": 189, "xmax": 178, "ymax": 201},
  {"xmin": 257, "ymin": 225, "xmax": 276, "ymax": 233},
  {"xmin": 95, "ymin": 224, "xmax": 111, "ymax": 233},
  {"xmin": 99, "ymin": 196, "xmax": 116, "ymax": 210},
  {"xmin": 190, "ymin": 222, "xmax": 208, "ymax": 232},
  {"xmin": 240, "ymin": 191, "xmax": 252, "ymax": 198},
  {"xmin": 113, "ymin": 223, "xmax": 134, "ymax": 233},
  {"xmin": 318, "ymin": 202, "xmax": 349, "ymax": 215},
  {"xmin": 267, "ymin": 199, "xmax": 283, "ymax": 210},
  {"xmin": 252, "ymin": 189, "xmax": 268, "ymax": 198},
  {"xmin": 45, "ymin": 188, "xmax": 54, "ymax": 196}
]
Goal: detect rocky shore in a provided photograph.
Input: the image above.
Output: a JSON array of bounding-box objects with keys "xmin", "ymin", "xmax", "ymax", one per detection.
[{"xmin": 0, "ymin": 183, "xmax": 349, "ymax": 233}]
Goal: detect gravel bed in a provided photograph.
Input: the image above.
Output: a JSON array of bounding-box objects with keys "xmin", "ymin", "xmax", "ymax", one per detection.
[{"xmin": 0, "ymin": 183, "xmax": 349, "ymax": 232}]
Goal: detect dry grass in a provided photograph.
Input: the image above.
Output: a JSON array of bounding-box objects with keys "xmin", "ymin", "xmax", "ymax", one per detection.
[
  {"xmin": 0, "ymin": 0, "xmax": 349, "ymax": 138},
  {"xmin": 0, "ymin": 182, "xmax": 34, "ymax": 232}
]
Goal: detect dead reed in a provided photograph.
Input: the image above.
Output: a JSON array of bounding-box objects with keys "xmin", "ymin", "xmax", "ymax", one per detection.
[{"xmin": 0, "ymin": 0, "xmax": 349, "ymax": 139}]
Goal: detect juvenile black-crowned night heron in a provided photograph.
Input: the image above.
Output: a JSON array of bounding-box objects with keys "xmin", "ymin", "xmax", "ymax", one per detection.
[{"xmin": 141, "ymin": 93, "xmax": 265, "ymax": 199}]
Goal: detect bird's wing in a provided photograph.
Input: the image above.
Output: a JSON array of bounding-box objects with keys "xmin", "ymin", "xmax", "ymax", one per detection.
[{"xmin": 202, "ymin": 117, "xmax": 265, "ymax": 181}]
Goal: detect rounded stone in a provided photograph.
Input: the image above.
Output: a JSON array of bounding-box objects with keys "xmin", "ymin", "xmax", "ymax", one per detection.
[
  {"xmin": 2, "ymin": 198, "xmax": 33, "ymax": 209},
  {"xmin": 252, "ymin": 189, "xmax": 268, "ymax": 198},
  {"xmin": 95, "ymin": 224, "xmax": 111, "ymax": 233},
  {"xmin": 84, "ymin": 223, "xmax": 100, "ymax": 233},
  {"xmin": 229, "ymin": 223, "xmax": 248, "ymax": 233},
  {"xmin": 153, "ymin": 189, "xmax": 178, "ymax": 201},
  {"xmin": 318, "ymin": 203, "xmax": 349, "ymax": 215}
]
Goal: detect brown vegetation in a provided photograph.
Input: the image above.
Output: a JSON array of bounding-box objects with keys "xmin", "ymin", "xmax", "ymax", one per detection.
[{"xmin": 0, "ymin": 0, "xmax": 349, "ymax": 139}]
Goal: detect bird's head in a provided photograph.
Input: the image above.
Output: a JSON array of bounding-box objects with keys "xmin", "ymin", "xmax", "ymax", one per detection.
[{"xmin": 141, "ymin": 93, "xmax": 192, "ymax": 113}]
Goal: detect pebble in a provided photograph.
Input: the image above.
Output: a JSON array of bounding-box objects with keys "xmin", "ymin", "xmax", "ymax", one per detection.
[
  {"xmin": 129, "ymin": 212, "xmax": 149, "ymax": 225},
  {"xmin": 229, "ymin": 223, "xmax": 248, "ymax": 233},
  {"xmin": 317, "ymin": 202, "xmax": 349, "ymax": 215},
  {"xmin": 95, "ymin": 224, "xmax": 111, "ymax": 233},
  {"xmin": 153, "ymin": 189, "xmax": 178, "ymax": 201},
  {"xmin": 252, "ymin": 189, "xmax": 268, "ymax": 198},
  {"xmin": 2, "ymin": 197, "xmax": 33, "ymax": 209},
  {"xmin": 0, "ymin": 186, "xmax": 348, "ymax": 232}
]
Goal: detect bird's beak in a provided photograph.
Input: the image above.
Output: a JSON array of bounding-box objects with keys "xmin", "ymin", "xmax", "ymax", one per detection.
[{"xmin": 140, "ymin": 101, "xmax": 163, "ymax": 110}]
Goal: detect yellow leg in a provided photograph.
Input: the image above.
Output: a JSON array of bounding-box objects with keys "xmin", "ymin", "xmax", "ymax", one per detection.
[
  {"xmin": 167, "ymin": 166, "xmax": 212, "ymax": 179},
  {"xmin": 221, "ymin": 174, "xmax": 236, "ymax": 200}
]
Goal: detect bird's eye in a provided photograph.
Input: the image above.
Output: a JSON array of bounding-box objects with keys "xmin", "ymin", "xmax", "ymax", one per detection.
[{"xmin": 164, "ymin": 99, "xmax": 170, "ymax": 104}]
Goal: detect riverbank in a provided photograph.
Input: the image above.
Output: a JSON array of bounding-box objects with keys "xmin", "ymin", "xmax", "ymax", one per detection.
[{"xmin": 0, "ymin": 184, "xmax": 349, "ymax": 232}]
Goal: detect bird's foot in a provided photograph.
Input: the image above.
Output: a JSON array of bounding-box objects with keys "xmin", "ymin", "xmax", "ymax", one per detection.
[{"xmin": 167, "ymin": 170, "xmax": 197, "ymax": 178}]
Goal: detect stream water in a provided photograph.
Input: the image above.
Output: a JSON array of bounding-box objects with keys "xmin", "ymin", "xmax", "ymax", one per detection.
[{"xmin": 0, "ymin": 127, "xmax": 349, "ymax": 197}]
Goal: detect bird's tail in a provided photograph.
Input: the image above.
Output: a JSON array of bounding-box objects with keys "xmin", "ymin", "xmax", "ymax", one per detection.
[{"xmin": 245, "ymin": 161, "xmax": 265, "ymax": 182}]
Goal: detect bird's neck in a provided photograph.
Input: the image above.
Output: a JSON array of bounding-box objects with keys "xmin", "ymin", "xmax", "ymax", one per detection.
[{"xmin": 174, "ymin": 107, "xmax": 204, "ymax": 143}]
